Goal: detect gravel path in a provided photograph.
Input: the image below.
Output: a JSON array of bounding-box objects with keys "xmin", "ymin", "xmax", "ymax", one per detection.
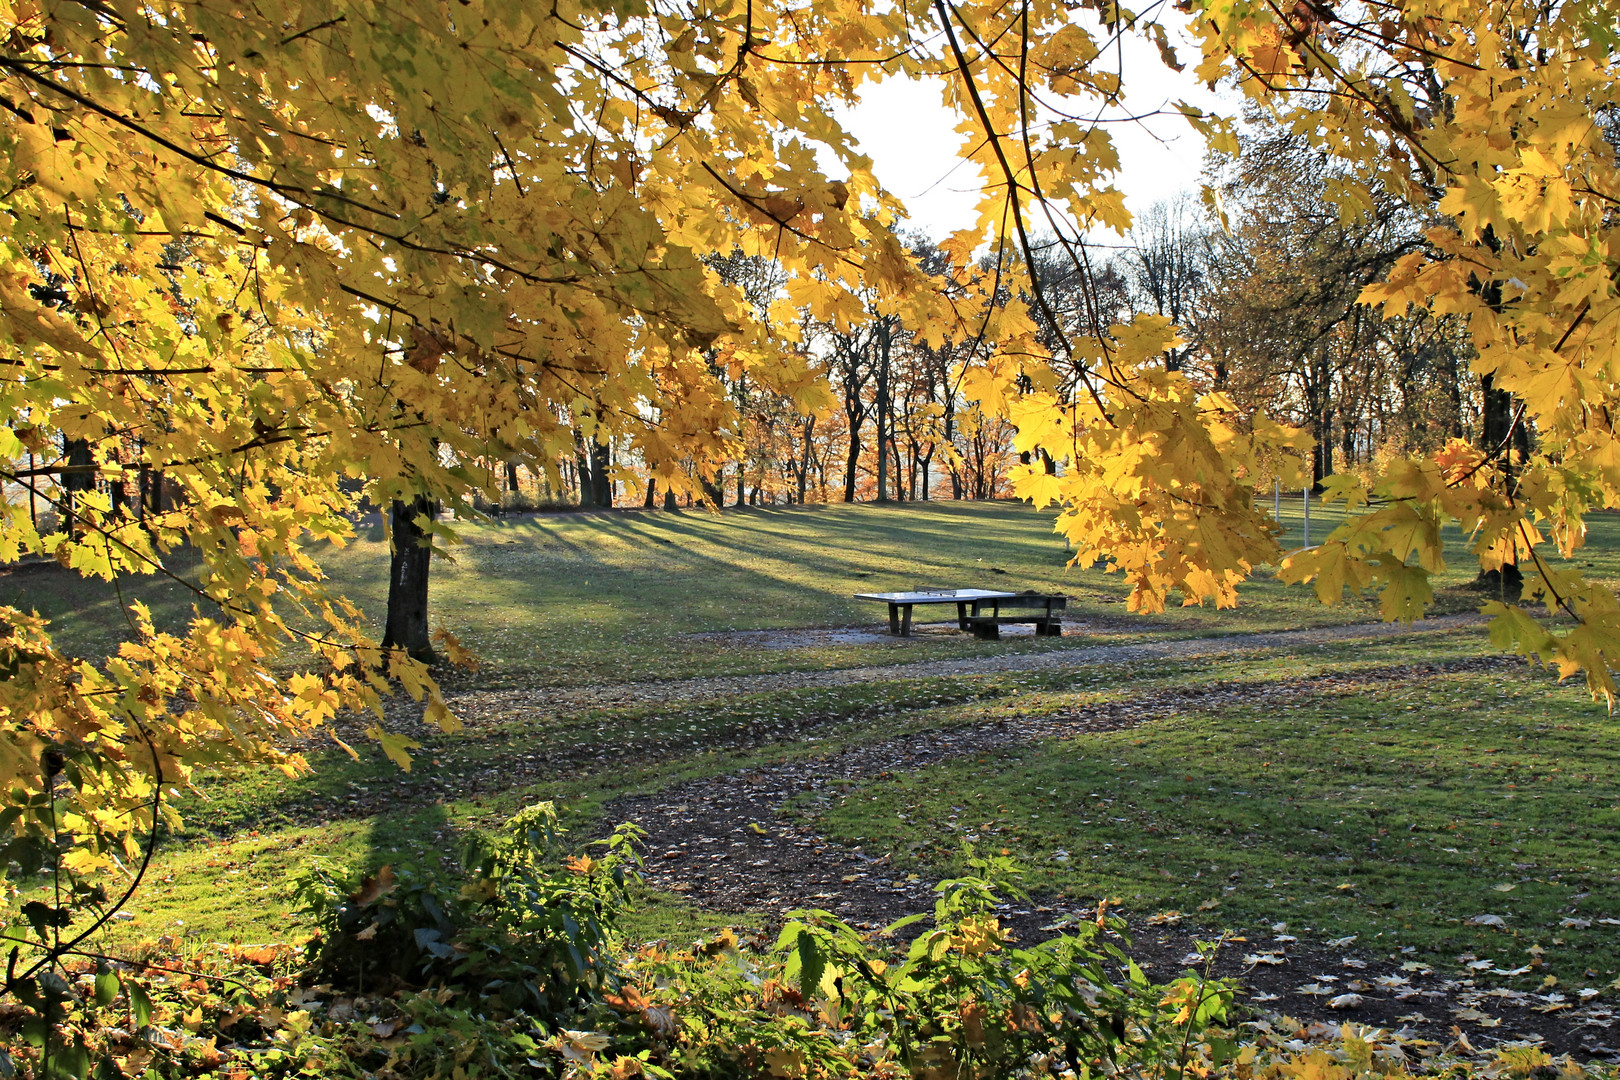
[{"xmin": 431, "ymin": 614, "xmax": 1487, "ymax": 722}]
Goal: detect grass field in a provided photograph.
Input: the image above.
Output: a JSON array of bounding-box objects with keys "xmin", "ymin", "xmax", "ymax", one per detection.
[
  {"xmin": 9, "ymin": 499, "xmax": 1620, "ymax": 1000},
  {"xmin": 805, "ymin": 648, "xmax": 1620, "ymax": 974},
  {"xmin": 16, "ymin": 498, "xmax": 1617, "ymax": 684}
]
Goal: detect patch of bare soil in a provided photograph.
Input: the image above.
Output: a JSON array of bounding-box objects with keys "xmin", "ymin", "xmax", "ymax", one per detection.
[{"xmin": 607, "ymin": 658, "xmax": 1616, "ymax": 1063}]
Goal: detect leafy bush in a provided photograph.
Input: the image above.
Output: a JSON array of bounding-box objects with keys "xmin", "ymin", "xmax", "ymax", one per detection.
[
  {"xmin": 283, "ymin": 814, "xmax": 1239, "ymax": 1078},
  {"xmin": 294, "ymin": 801, "xmax": 642, "ymax": 1004},
  {"xmin": 600, "ymin": 850, "xmax": 1235, "ymax": 1079}
]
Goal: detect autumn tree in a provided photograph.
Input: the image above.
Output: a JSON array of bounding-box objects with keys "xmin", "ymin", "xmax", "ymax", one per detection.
[
  {"xmin": 1187, "ymin": 126, "xmax": 1429, "ymax": 486},
  {"xmin": 0, "ymin": 0, "xmax": 921, "ymax": 883},
  {"xmin": 1121, "ymin": 197, "xmax": 1208, "ymax": 372}
]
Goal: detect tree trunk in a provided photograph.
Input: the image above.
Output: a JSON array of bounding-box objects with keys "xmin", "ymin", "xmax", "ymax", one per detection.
[
  {"xmin": 701, "ymin": 466, "xmax": 725, "ymax": 507},
  {"xmin": 842, "ymin": 430, "xmax": 861, "ymax": 502},
  {"xmin": 799, "ymin": 416, "xmax": 814, "ymax": 504},
  {"xmin": 590, "ymin": 439, "xmax": 612, "ymax": 507},
  {"xmin": 664, "ymin": 485, "xmax": 679, "ymax": 511},
  {"xmin": 383, "ymin": 495, "xmax": 437, "ymax": 663},
  {"xmin": 874, "ymin": 322, "xmax": 891, "ymax": 501},
  {"xmin": 1476, "ymin": 372, "xmax": 1523, "ymax": 600},
  {"xmin": 61, "ymin": 436, "xmax": 94, "ymax": 530},
  {"xmin": 573, "ymin": 430, "xmax": 591, "ymax": 508},
  {"xmin": 643, "ymin": 479, "xmax": 656, "ymax": 508}
]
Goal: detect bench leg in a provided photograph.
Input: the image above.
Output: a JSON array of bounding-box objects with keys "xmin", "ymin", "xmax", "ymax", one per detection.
[
  {"xmin": 973, "ymin": 622, "xmax": 1000, "ymax": 641},
  {"xmin": 900, "ymin": 604, "xmax": 913, "ymax": 637},
  {"xmin": 888, "ymin": 603, "xmax": 900, "ymax": 635},
  {"xmin": 956, "ymin": 601, "xmax": 969, "ymax": 631},
  {"xmin": 1038, "ymin": 621, "xmax": 1062, "ymax": 637}
]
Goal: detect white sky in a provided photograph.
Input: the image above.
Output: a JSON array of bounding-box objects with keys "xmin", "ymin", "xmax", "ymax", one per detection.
[{"xmin": 831, "ymin": 16, "xmax": 1227, "ymax": 243}]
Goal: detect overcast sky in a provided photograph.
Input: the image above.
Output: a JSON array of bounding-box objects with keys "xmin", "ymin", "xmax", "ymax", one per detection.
[{"xmin": 830, "ymin": 15, "xmax": 1225, "ymax": 243}]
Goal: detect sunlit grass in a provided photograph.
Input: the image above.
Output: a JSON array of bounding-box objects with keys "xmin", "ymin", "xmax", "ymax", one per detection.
[{"xmin": 21, "ymin": 500, "xmax": 1606, "ymax": 688}]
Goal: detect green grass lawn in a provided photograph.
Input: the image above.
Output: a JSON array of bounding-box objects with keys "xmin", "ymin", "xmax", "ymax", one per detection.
[
  {"xmin": 18, "ymin": 499, "xmax": 1619, "ymax": 688},
  {"xmin": 804, "ymin": 654, "xmax": 1620, "ymax": 986},
  {"xmin": 10, "ymin": 500, "xmax": 1620, "ymax": 993}
]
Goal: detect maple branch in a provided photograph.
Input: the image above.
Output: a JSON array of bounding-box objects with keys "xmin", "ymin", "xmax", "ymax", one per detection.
[
  {"xmin": 1248, "ymin": 0, "xmax": 1462, "ymax": 180},
  {"xmin": 0, "ymin": 59, "xmax": 618, "ymax": 303},
  {"xmin": 1518, "ymin": 518, "xmax": 1581, "ymax": 625},
  {"xmin": 281, "ymin": 16, "xmax": 347, "ymax": 46},
  {"xmin": 0, "ymin": 58, "xmax": 400, "ymax": 221},
  {"xmin": 14, "ymin": 723, "xmax": 164, "ymax": 990},
  {"xmin": 1012, "ymin": 0, "xmax": 1118, "ymax": 392},
  {"xmin": 934, "ymin": 0, "xmax": 1121, "ymax": 422},
  {"xmin": 1552, "ymin": 300, "xmax": 1591, "ymax": 354}
]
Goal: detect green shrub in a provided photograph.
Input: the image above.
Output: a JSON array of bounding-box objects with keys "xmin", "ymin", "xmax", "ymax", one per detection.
[
  {"xmin": 293, "ymin": 801, "xmax": 643, "ymax": 1005},
  {"xmin": 608, "ymin": 850, "xmax": 1235, "ymax": 1079},
  {"xmin": 4, "ymin": 807, "xmax": 1248, "ymax": 1080}
]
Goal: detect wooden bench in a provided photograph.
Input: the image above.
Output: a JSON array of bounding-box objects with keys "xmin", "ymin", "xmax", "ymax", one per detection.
[{"xmin": 963, "ymin": 593, "xmax": 1066, "ymax": 640}]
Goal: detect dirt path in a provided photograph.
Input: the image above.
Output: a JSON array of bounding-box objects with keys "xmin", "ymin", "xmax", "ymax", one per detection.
[
  {"xmin": 432, "ymin": 614, "xmax": 1487, "ymax": 723},
  {"xmin": 605, "ymin": 654, "xmax": 1617, "ymax": 1062}
]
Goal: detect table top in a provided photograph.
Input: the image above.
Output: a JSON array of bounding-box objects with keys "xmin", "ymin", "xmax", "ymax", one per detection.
[{"xmin": 853, "ymin": 589, "xmax": 1019, "ymax": 604}]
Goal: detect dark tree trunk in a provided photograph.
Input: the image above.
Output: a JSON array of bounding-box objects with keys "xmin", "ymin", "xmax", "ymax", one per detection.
[
  {"xmin": 874, "ymin": 321, "xmax": 892, "ymax": 501},
  {"xmin": 1476, "ymin": 371, "xmax": 1523, "ymax": 600},
  {"xmin": 643, "ymin": 479, "xmax": 656, "ymax": 508},
  {"xmin": 61, "ymin": 436, "xmax": 94, "ymax": 529},
  {"xmin": 664, "ymin": 486, "xmax": 679, "ymax": 511},
  {"xmin": 506, "ymin": 461, "xmax": 520, "ymax": 495},
  {"xmin": 573, "ymin": 431, "xmax": 591, "ymax": 508},
  {"xmin": 701, "ymin": 467, "xmax": 725, "ymax": 507},
  {"xmin": 799, "ymin": 416, "xmax": 814, "ymax": 504},
  {"xmin": 843, "ymin": 433, "xmax": 861, "ymax": 503},
  {"xmin": 590, "ymin": 440, "xmax": 612, "ymax": 507},
  {"xmin": 383, "ymin": 495, "xmax": 437, "ymax": 663}
]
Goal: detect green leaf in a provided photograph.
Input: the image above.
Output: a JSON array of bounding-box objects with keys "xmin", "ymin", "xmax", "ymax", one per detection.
[
  {"xmin": 879, "ymin": 913, "xmax": 926, "ymax": 937},
  {"xmin": 795, "ymin": 930, "xmax": 824, "ymax": 1002},
  {"xmin": 94, "ymin": 968, "xmax": 120, "ymax": 1008},
  {"xmin": 44, "ymin": 1037, "xmax": 88, "ymax": 1080},
  {"xmin": 128, "ymin": 980, "xmax": 152, "ymax": 1029}
]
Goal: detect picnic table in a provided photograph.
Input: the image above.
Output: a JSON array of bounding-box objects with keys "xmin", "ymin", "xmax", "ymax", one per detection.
[{"xmin": 853, "ymin": 589, "xmax": 1018, "ymax": 637}]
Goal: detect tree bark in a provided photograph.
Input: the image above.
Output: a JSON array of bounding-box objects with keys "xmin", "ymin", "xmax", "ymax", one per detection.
[
  {"xmin": 1476, "ymin": 371, "xmax": 1524, "ymax": 600},
  {"xmin": 589, "ymin": 439, "xmax": 612, "ymax": 507},
  {"xmin": 798, "ymin": 416, "xmax": 813, "ymax": 504},
  {"xmin": 701, "ymin": 466, "xmax": 725, "ymax": 507},
  {"xmin": 874, "ymin": 320, "xmax": 892, "ymax": 501},
  {"xmin": 842, "ymin": 432, "xmax": 861, "ymax": 502},
  {"xmin": 383, "ymin": 494, "xmax": 437, "ymax": 663},
  {"xmin": 573, "ymin": 429, "xmax": 591, "ymax": 508},
  {"xmin": 61, "ymin": 435, "xmax": 94, "ymax": 531}
]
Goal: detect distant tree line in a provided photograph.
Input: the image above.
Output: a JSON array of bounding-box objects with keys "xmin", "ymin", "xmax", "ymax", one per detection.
[{"xmin": 461, "ymin": 119, "xmax": 1478, "ymax": 513}]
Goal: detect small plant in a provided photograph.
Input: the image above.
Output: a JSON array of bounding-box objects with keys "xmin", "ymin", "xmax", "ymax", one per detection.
[
  {"xmin": 294, "ymin": 801, "xmax": 644, "ymax": 1005},
  {"xmin": 606, "ymin": 848, "xmax": 1237, "ymax": 1079}
]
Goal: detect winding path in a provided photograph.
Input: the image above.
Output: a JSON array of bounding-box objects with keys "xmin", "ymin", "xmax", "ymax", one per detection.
[{"xmin": 437, "ymin": 614, "xmax": 1489, "ymax": 721}]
